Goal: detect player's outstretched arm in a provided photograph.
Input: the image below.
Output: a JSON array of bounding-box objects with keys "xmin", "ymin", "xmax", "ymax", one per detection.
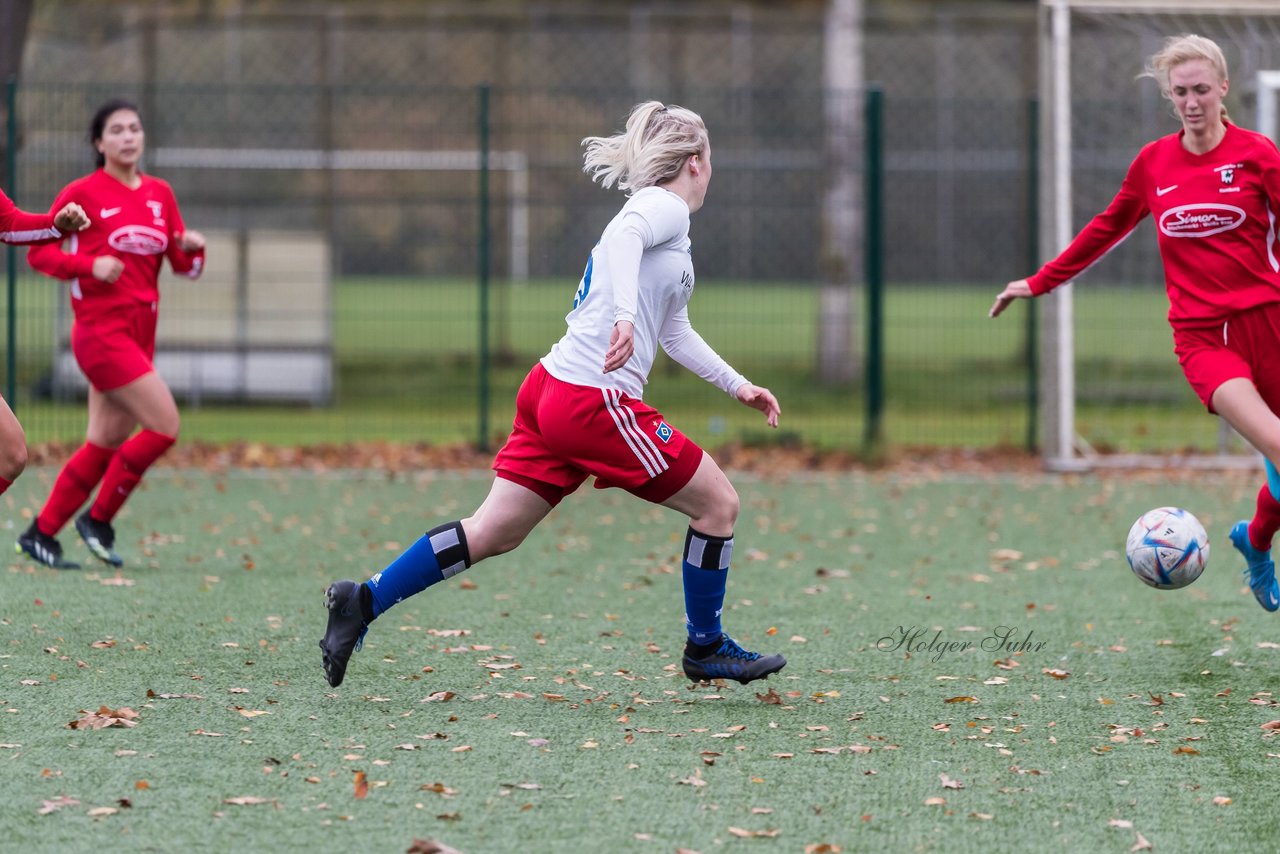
[
  {"xmin": 735, "ymin": 383, "xmax": 780, "ymax": 428},
  {"xmin": 989, "ymin": 278, "xmax": 1034, "ymax": 319}
]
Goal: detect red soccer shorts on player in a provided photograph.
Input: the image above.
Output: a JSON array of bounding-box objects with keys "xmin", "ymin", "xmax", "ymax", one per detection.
[
  {"xmin": 71, "ymin": 301, "xmax": 158, "ymax": 392},
  {"xmin": 492, "ymin": 362, "xmax": 704, "ymax": 507},
  {"xmin": 1176, "ymin": 301, "xmax": 1280, "ymax": 413}
]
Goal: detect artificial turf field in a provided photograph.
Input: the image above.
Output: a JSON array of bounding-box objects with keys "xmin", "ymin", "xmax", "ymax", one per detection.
[{"xmin": 3, "ymin": 465, "xmax": 1280, "ymax": 853}]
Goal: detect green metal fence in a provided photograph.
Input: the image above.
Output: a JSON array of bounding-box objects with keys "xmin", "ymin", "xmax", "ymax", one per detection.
[{"xmin": 4, "ymin": 80, "xmax": 1042, "ymax": 453}]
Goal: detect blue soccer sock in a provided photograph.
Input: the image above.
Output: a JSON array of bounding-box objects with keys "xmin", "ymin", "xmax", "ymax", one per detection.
[
  {"xmin": 365, "ymin": 521, "xmax": 472, "ymax": 619},
  {"xmin": 682, "ymin": 527, "xmax": 732, "ymax": 645}
]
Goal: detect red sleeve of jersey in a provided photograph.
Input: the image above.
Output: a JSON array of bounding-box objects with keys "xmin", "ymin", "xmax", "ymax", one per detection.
[
  {"xmin": 0, "ymin": 188, "xmax": 61, "ymax": 245},
  {"xmin": 160, "ymin": 182, "xmax": 204, "ymax": 278},
  {"xmin": 27, "ymin": 239, "xmax": 95, "ymax": 280},
  {"xmin": 25, "ymin": 184, "xmax": 94, "ymax": 280},
  {"xmin": 1027, "ymin": 151, "xmax": 1151, "ymax": 296}
]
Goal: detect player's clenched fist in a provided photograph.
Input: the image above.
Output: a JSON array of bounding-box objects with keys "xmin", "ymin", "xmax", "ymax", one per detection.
[
  {"xmin": 174, "ymin": 229, "xmax": 205, "ymax": 253},
  {"xmin": 53, "ymin": 202, "xmax": 90, "ymax": 233},
  {"xmin": 92, "ymin": 255, "xmax": 125, "ymax": 283}
]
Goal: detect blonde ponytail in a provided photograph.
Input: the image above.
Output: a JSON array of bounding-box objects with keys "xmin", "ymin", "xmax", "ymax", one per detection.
[{"xmin": 582, "ymin": 101, "xmax": 709, "ymax": 194}]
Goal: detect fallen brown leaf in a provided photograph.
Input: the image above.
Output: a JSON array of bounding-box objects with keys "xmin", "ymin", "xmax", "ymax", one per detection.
[
  {"xmin": 420, "ymin": 782, "xmax": 458, "ymax": 797},
  {"xmin": 354, "ymin": 771, "xmax": 369, "ymax": 799},
  {"xmin": 406, "ymin": 840, "xmax": 465, "ymax": 854},
  {"xmin": 421, "ymin": 691, "xmax": 455, "ymax": 703},
  {"xmin": 37, "ymin": 796, "xmax": 80, "ymax": 815},
  {"xmin": 146, "ymin": 690, "xmax": 204, "ymax": 700},
  {"xmin": 68, "ymin": 706, "xmax": 139, "ymax": 730},
  {"xmin": 755, "ymin": 688, "xmax": 783, "ymax": 704}
]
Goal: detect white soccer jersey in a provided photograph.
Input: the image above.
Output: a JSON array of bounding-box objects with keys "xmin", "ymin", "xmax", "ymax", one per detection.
[{"xmin": 541, "ymin": 186, "xmax": 748, "ymax": 400}]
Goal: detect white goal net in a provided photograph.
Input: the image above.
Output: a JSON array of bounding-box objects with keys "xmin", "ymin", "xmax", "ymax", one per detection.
[{"xmin": 1037, "ymin": 0, "xmax": 1280, "ymax": 469}]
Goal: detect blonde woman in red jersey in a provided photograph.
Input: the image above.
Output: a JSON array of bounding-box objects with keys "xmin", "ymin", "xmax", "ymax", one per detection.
[
  {"xmin": 0, "ymin": 191, "xmax": 89, "ymax": 499},
  {"xmin": 991, "ymin": 35, "xmax": 1280, "ymax": 613},
  {"xmin": 18, "ymin": 99, "xmax": 205, "ymax": 569}
]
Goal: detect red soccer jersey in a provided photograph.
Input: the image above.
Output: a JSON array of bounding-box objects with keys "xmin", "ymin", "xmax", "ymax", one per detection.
[
  {"xmin": 0, "ymin": 188, "xmax": 60, "ymax": 245},
  {"xmin": 26, "ymin": 169, "xmax": 204, "ymax": 320},
  {"xmin": 1028, "ymin": 122, "xmax": 1280, "ymax": 330}
]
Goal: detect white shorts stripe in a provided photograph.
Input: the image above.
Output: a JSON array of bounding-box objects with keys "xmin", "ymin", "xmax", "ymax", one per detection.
[
  {"xmin": 613, "ymin": 392, "xmax": 668, "ymax": 474},
  {"xmin": 602, "ymin": 390, "xmax": 659, "ymax": 477},
  {"xmin": 602, "ymin": 388, "xmax": 667, "ymax": 478},
  {"xmin": 611, "ymin": 388, "xmax": 668, "ymax": 475}
]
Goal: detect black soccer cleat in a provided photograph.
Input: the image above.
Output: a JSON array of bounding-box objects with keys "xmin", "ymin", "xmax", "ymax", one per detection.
[
  {"xmin": 16, "ymin": 523, "xmax": 81, "ymax": 570},
  {"xmin": 681, "ymin": 634, "xmax": 787, "ymax": 685},
  {"xmin": 75, "ymin": 511, "xmax": 124, "ymax": 567},
  {"xmin": 319, "ymin": 580, "xmax": 369, "ymax": 688}
]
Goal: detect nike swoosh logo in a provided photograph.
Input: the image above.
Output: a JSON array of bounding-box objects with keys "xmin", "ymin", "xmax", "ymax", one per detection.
[
  {"xmin": 100, "ymin": 207, "xmax": 122, "ymax": 218},
  {"xmin": 1156, "ymin": 185, "xmax": 1178, "ymax": 197},
  {"xmin": 1271, "ymin": 591, "xmax": 1278, "ymax": 608}
]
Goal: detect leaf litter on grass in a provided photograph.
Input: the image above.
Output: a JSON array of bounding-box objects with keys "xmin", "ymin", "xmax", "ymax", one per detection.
[{"xmin": 12, "ymin": 469, "xmax": 1280, "ymax": 850}]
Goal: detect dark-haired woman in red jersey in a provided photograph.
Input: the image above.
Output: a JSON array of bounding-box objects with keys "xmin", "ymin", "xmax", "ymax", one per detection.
[{"xmin": 19, "ymin": 99, "xmax": 204, "ymax": 570}]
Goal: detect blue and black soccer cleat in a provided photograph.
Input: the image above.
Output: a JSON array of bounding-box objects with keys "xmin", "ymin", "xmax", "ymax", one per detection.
[
  {"xmin": 16, "ymin": 523, "xmax": 81, "ymax": 570},
  {"xmin": 681, "ymin": 634, "xmax": 786, "ymax": 685},
  {"xmin": 1230, "ymin": 520, "xmax": 1279, "ymax": 612},
  {"xmin": 75, "ymin": 511, "xmax": 124, "ymax": 567},
  {"xmin": 319, "ymin": 579, "xmax": 370, "ymax": 687}
]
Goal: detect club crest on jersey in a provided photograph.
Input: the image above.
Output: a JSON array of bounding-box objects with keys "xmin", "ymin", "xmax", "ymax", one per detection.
[
  {"xmin": 1215, "ymin": 163, "xmax": 1241, "ymax": 185},
  {"xmin": 654, "ymin": 421, "xmax": 674, "ymax": 443},
  {"xmin": 1158, "ymin": 203, "xmax": 1245, "ymax": 238},
  {"xmin": 108, "ymin": 224, "xmax": 168, "ymax": 255}
]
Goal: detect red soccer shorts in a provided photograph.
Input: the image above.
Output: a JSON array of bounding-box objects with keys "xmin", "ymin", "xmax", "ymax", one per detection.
[
  {"xmin": 71, "ymin": 301, "xmax": 158, "ymax": 392},
  {"xmin": 492, "ymin": 362, "xmax": 704, "ymax": 508},
  {"xmin": 1175, "ymin": 301, "xmax": 1280, "ymax": 413}
]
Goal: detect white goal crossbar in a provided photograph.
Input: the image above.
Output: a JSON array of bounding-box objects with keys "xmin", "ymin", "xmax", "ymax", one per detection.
[{"xmin": 150, "ymin": 147, "xmax": 530, "ymax": 281}]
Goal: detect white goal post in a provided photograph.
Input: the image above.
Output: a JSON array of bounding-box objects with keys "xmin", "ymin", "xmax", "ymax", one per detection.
[{"xmin": 1037, "ymin": 0, "xmax": 1280, "ymax": 471}]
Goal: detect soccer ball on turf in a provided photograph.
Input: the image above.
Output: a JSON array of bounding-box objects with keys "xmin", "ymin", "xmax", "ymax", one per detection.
[{"xmin": 1125, "ymin": 507, "xmax": 1209, "ymax": 590}]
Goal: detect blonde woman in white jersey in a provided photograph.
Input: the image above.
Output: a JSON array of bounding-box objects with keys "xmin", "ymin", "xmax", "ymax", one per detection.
[{"xmin": 320, "ymin": 101, "xmax": 786, "ymax": 689}]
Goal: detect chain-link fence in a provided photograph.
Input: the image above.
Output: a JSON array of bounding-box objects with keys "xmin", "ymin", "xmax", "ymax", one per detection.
[{"xmin": 3, "ymin": 2, "xmax": 1046, "ymax": 453}]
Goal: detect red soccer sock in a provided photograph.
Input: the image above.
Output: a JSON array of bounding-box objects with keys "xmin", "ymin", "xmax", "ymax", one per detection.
[
  {"xmin": 89, "ymin": 430, "xmax": 175, "ymax": 523},
  {"xmin": 36, "ymin": 442, "xmax": 116, "ymax": 536},
  {"xmin": 1248, "ymin": 482, "xmax": 1280, "ymax": 552},
  {"xmin": 0, "ymin": 476, "xmax": 10, "ymax": 498}
]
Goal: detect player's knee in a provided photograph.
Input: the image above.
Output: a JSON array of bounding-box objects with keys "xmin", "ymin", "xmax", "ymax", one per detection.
[
  {"xmin": 464, "ymin": 517, "xmax": 526, "ymax": 561},
  {"xmin": 698, "ymin": 481, "xmax": 739, "ymax": 533},
  {"xmin": 721, "ymin": 482, "xmax": 740, "ymax": 528},
  {"xmin": 0, "ymin": 439, "xmax": 27, "ymax": 481},
  {"xmin": 149, "ymin": 411, "xmax": 180, "ymax": 439}
]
